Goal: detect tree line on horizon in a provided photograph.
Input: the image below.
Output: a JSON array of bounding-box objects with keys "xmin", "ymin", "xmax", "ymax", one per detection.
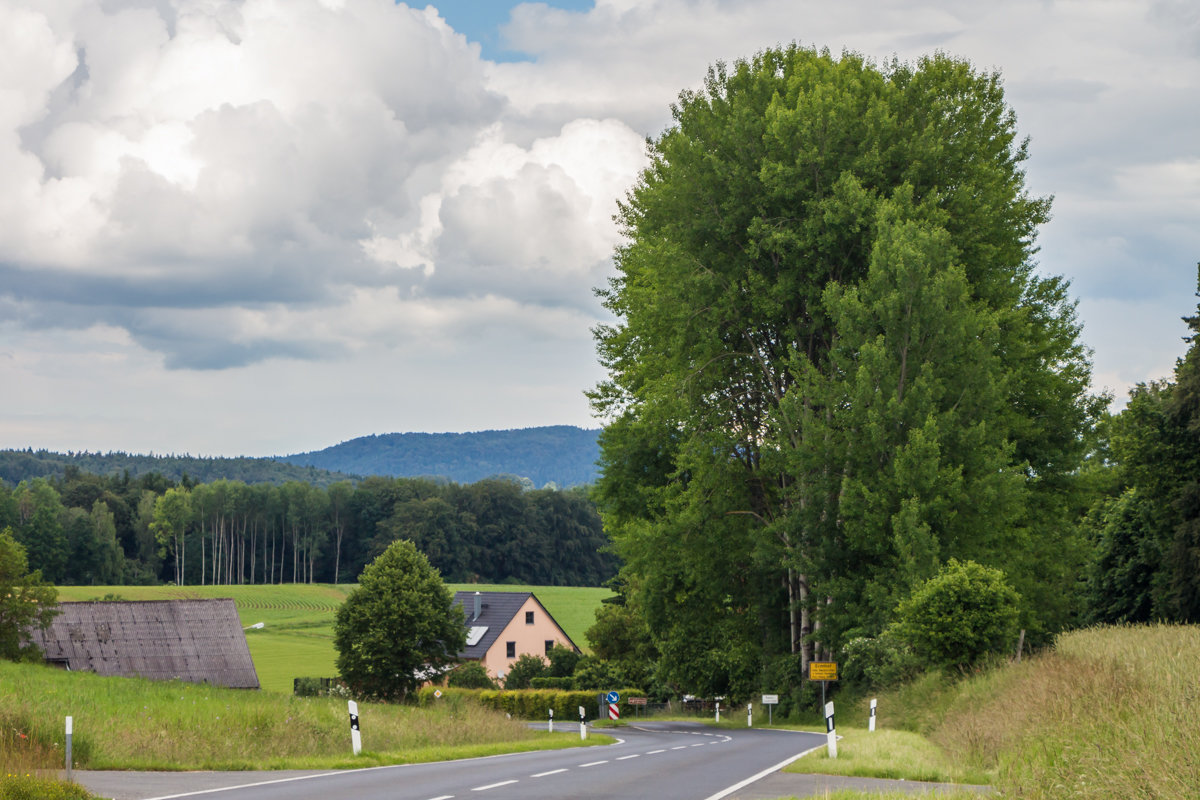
[{"xmin": 0, "ymin": 470, "xmax": 618, "ymax": 588}]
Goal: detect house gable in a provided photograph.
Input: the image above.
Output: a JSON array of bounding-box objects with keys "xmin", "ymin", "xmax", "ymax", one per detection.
[{"xmin": 452, "ymin": 591, "xmax": 578, "ymax": 679}]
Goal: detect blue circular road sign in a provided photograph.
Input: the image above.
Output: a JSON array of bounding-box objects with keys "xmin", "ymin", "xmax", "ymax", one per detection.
[{"xmin": 605, "ymin": 691, "xmax": 620, "ymax": 704}]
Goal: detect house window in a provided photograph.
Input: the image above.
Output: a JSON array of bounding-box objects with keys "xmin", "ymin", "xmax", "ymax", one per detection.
[
  {"xmin": 545, "ymin": 640, "xmax": 554, "ymax": 655},
  {"xmin": 506, "ymin": 641, "xmax": 516, "ymax": 658},
  {"xmin": 525, "ymin": 611, "xmax": 535, "ymax": 624}
]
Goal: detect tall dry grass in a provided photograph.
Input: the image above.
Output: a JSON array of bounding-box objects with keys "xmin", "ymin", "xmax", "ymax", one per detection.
[
  {"xmin": 920, "ymin": 624, "xmax": 1200, "ymax": 799},
  {"xmin": 0, "ymin": 660, "xmax": 564, "ymax": 771}
]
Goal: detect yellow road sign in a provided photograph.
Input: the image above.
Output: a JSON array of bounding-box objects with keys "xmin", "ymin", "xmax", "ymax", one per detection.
[{"xmin": 808, "ymin": 661, "xmax": 838, "ymax": 681}]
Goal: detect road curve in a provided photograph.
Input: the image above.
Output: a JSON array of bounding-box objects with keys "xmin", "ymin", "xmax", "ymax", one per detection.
[{"xmin": 75, "ymin": 721, "xmax": 827, "ymax": 800}]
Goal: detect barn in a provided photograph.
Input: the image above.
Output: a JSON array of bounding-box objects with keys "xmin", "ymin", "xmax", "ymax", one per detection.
[{"xmin": 30, "ymin": 598, "xmax": 260, "ymax": 689}]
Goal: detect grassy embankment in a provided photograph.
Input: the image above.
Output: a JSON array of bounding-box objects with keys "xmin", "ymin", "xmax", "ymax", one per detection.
[
  {"xmin": 0, "ymin": 659, "xmax": 610, "ymax": 775},
  {"xmin": 778, "ymin": 623, "xmax": 1200, "ymax": 800},
  {"xmin": 55, "ymin": 583, "xmax": 612, "ymax": 694}
]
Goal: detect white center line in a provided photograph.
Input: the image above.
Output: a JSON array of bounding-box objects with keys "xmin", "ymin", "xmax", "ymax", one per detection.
[
  {"xmin": 531, "ymin": 769, "xmax": 568, "ymax": 778},
  {"xmin": 647, "ymin": 749, "xmax": 666, "ymax": 754},
  {"xmin": 671, "ymin": 746, "xmax": 688, "ymax": 750},
  {"xmin": 617, "ymin": 754, "xmax": 640, "ymax": 760},
  {"xmin": 471, "ymin": 780, "xmax": 518, "ymax": 792},
  {"xmin": 429, "ymin": 796, "xmax": 455, "ymax": 800},
  {"xmin": 691, "ymin": 743, "xmax": 706, "ymax": 747},
  {"xmin": 579, "ymin": 760, "xmax": 609, "ymax": 767}
]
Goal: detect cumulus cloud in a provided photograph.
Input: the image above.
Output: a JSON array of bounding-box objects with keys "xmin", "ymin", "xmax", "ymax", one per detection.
[{"xmin": 1, "ymin": 0, "xmax": 646, "ymax": 370}]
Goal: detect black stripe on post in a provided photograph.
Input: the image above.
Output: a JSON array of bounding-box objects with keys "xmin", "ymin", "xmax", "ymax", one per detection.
[{"xmin": 350, "ymin": 713, "xmax": 360, "ymax": 731}]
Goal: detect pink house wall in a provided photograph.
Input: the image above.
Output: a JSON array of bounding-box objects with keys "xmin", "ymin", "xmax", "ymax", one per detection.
[{"xmin": 479, "ymin": 596, "xmax": 575, "ymax": 679}]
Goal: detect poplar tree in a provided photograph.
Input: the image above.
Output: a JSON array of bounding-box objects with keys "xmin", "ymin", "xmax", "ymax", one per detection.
[{"xmin": 592, "ymin": 46, "xmax": 1099, "ymax": 696}]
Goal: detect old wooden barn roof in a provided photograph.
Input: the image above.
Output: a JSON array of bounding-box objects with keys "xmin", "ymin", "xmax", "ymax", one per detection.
[{"xmin": 30, "ymin": 599, "xmax": 260, "ymax": 689}]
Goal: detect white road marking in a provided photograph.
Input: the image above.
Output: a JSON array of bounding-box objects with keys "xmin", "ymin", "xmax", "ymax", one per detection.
[
  {"xmin": 471, "ymin": 780, "xmax": 518, "ymax": 791},
  {"xmin": 617, "ymin": 754, "xmax": 640, "ymax": 760},
  {"xmin": 579, "ymin": 760, "xmax": 609, "ymax": 767},
  {"xmin": 531, "ymin": 769, "xmax": 568, "ymax": 777},
  {"xmin": 429, "ymin": 796, "xmax": 455, "ymax": 800},
  {"xmin": 671, "ymin": 746, "xmax": 688, "ymax": 750},
  {"xmin": 702, "ymin": 736, "xmax": 828, "ymax": 800},
  {"xmin": 691, "ymin": 743, "xmax": 706, "ymax": 747},
  {"xmin": 647, "ymin": 749, "xmax": 666, "ymax": 754}
]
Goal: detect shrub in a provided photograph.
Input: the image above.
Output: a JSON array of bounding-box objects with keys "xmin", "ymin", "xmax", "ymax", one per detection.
[
  {"xmin": 502, "ymin": 653, "xmax": 548, "ymax": 689},
  {"xmin": 447, "ymin": 662, "xmax": 496, "ymax": 689},
  {"xmin": 842, "ymin": 631, "xmax": 923, "ymax": 690},
  {"xmin": 415, "ymin": 686, "xmax": 645, "ymax": 720},
  {"xmin": 895, "ymin": 559, "xmax": 1021, "ymax": 671},
  {"xmin": 530, "ymin": 677, "xmax": 574, "ymax": 690}
]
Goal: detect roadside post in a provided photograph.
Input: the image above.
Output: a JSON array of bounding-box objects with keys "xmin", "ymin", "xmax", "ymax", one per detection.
[
  {"xmin": 747, "ymin": 701, "xmax": 752, "ymax": 728},
  {"xmin": 579, "ymin": 705, "xmax": 587, "ymax": 740},
  {"xmin": 824, "ymin": 701, "xmax": 837, "ymax": 759},
  {"xmin": 869, "ymin": 698, "xmax": 877, "ymax": 732},
  {"xmin": 65, "ymin": 716, "xmax": 73, "ymax": 782},
  {"xmin": 761, "ymin": 694, "xmax": 778, "ymax": 725},
  {"xmin": 348, "ymin": 700, "xmax": 362, "ymax": 755},
  {"xmin": 548, "ymin": 708, "xmax": 554, "ymax": 734},
  {"xmin": 715, "ymin": 700, "xmax": 720, "ymax": 723}
]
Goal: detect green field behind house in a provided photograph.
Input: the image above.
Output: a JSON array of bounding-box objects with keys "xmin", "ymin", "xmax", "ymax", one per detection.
[{"xmin": 54, "ymin": 583, "xmax": 612, "ymax": 694}]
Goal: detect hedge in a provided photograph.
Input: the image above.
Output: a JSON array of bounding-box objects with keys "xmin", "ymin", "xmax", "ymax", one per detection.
[{"xmin": 415, "ymin": 686, "xmax": 646, "ymax": 720}]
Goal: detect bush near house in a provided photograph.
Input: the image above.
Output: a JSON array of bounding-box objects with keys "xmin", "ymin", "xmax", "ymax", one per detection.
[{"xmin": 416, "ymin": 687, "xmax": 645, "ymax": 720}]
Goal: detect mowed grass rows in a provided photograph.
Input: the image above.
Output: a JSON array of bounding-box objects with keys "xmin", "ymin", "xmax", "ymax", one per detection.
[{"xmin": 54, "ymin": 583, "xmax": 612, "ymax": 693}]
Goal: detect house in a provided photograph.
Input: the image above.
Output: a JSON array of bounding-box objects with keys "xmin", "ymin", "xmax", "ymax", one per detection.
[
  {"xmin": 453, "ymin": 591, "xmax": 579, "ymax": 680},
  {"xmin": 29, "ymin": 599, "xmax": 260, "ymax": 689}
]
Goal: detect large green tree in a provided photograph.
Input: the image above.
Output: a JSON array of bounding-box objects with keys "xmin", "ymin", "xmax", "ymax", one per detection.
[
  {"xmin": 592, "ymin": 46, "xmax": 1099, "ymax": 697},
  {"xmin": 333, "ymin": 539, "xmax": 466, "ymax": 701}
]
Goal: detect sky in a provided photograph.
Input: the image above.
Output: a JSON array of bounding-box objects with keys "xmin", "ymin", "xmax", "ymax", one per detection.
[{"xmin": 1, "ymin": 0, "xmax": 1197, "ymax": 458}]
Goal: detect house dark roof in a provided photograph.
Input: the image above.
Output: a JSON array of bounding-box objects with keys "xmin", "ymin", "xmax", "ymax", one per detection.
[
  {"xmin": 452, "ymin": 591, "xmax": 576, "ymax": 659},
  {"xmin": 30, "ymin": 599, "xmax": 260, "ymax": 689}
]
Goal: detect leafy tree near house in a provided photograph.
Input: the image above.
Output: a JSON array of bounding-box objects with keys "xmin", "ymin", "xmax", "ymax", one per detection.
[
  {"xmin": 0, "ymin": 527, "xmax": 58, "ymax": 662},
  {"xmin": 333, "ymin": 539, "xmax": 465, "ymax": 702}
]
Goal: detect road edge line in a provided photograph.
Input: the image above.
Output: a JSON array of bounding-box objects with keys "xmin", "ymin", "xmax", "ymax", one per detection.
[{"xmin": 701, "ymin": 741, "xmax": 826, "ymax": 800}]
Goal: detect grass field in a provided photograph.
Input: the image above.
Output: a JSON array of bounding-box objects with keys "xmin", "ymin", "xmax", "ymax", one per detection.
[
  {"xmin": 54, "ymin": 583, "xmax": 612, "ymax": 694},
  {"xmin": 0, "ymin": 660, "xmax": 609, "ymax": 775}
]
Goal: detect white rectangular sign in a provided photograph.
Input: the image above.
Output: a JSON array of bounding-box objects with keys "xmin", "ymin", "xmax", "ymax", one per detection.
[{"xmin": 761, "ymin": 694, "xmax": 779, "ymax": 705}]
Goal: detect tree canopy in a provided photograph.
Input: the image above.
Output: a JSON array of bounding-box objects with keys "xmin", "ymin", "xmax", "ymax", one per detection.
[
  {"xmin": 0, "ymin": 527, "xmax": 58, "ymax": 662},
  {"xmin": 333, "ymin": 539, "xmax": 466, "ymax": 701},
  {"xmin": 592, "ymin": 46, "xmax": 1101, "ymax": 698}
]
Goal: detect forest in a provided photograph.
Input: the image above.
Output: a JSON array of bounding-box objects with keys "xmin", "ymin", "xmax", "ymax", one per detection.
[{"xmin": 0, "ymin": 471, "xmax": 618, "ymax": 588}]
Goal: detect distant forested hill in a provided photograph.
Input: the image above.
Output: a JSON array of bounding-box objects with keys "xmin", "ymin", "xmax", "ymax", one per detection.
[
  {"xmin": 277, "ymin": 426, "xmax": 601, "ymax": 487},
  {"xmin": 0, "ymin": 449, "xmax": 353, "ymax": 487}
]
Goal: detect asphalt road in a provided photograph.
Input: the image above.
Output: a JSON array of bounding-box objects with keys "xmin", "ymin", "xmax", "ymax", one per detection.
[{"xmin": 75, "ymin": 721, "xmax": 828, "ymax": 800}]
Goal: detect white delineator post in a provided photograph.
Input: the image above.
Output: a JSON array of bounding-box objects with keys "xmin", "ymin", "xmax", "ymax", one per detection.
[
  {"xmin": 348, "ymin": 700, "xmax": 362, "ymax": 755},
  {"xmin": 747, "ymin": 702, "xmax": 752, "ymax": 728},
  {"xmin": 869, "ymin": 698, "xmax": 877, "ymax": 732},
  {"xmin": 65, "ymin": 716, "xmax": 73, "ymax": 782},
  {"xmin": 579, "ymin": 705, "xmax": 587, "ymax": 740},
  {"xmin": 548, "ymin": 708, "xmax": 554, "ymax": 734},
  {"xmin": 824, "ymin": 701, "xmax": 837, "ymax": 759},
  {"xmin": 715, "ymin": 701, "xmax": 720, "ymax": 723}
]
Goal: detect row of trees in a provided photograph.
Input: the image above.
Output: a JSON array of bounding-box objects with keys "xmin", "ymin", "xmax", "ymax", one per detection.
[
  {"xmin": 589, "ymin": 46, "xmax": 1106, "ymax": 700},
  {"xmin": 0, "ymin": 472, "xmax": 618, "ymax": 587}
]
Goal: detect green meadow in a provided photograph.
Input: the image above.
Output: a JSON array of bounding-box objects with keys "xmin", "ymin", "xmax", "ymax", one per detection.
[{"xmin": 54, "ymin": 583, "xmax": 612, "ymax": 694}]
